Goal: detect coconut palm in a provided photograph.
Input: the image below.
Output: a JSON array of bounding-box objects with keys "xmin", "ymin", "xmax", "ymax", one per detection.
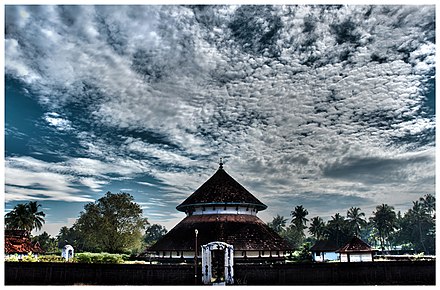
[
  {"xmin": 308, "ymin": 216, "xmax": 326, "ymax": 240},
  {"xmin": 420, "ymin": 194, "xmax": 435, "ymax": 216},
  {"xmin": 325, "ymin": 213, "xmax": 347, "ymax": 246},
  {"xmin": 5, "ymin": 201, "xmax": 45, "ymax": 232},
  {"xmin": 291, "ymin": 205, "xmax": 309, "ymax": 233},
  {"xmin": 408, "ymin": 201, "xmax": 431, "ymax": 253},
  {"xmin": 27, "ymin": 201, "xmax": 46, "ymax": 231},
  {"xmin": 347, "ymin": 207, "xmax": 367, "ymax": 237},
  {"xmin": 267, "ymin": 214, "xmax": 287, "ymax": 235},
  {"xmin": 371, "ymin": 204, "xmax": 397, "ymax": 251},
  {"xmin": 5, "ymin": 203, "xmax": 32, "ymax": 230}
]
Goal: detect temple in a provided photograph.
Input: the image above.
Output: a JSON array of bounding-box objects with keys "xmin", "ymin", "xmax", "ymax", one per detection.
[
  {"xmin": 148, "ymin": 161, "xmax": 292, "ymax": 284},
  {"xmin": 4, "ymin": 230, "xmax": 44, "ymax": 260}
]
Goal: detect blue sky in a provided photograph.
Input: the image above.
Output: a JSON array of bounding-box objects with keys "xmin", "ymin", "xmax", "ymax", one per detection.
[{"xmin": 4, "ymin": 4, "xmax": 435, "ymax": 237}]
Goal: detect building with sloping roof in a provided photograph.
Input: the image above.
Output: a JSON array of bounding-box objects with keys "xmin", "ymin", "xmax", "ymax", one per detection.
[
  {"xmin": 148, "ymin": 161, "xmax": 292, "ymax": 266},
  {"xmin": 336, "ymin": 236, "xmax": 375, "ymax": 262},
  {"xmin": 310, "ymin": 240, "xmax": 340, "ymax": 262},
  {"xmin": 5, "ymin": 230, "xmax": 44, "ymax": 259}
]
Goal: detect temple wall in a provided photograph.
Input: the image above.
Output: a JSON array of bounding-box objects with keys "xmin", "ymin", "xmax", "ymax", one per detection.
[{"xmin": 5, "ymin": 261, "xmax": 435, "ymax": 285}]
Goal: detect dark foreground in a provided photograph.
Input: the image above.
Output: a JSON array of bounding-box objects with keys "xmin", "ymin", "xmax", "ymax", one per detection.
[{"xmin": 5, "ymin": 260, "xmax": 435, "ymax": 285}]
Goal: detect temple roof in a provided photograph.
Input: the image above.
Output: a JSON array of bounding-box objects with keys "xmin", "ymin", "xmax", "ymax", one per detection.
[
  {"xmin": 176, "ymin": 165, "xmax": 267, "ymax": 212},
  {"xmin": 5, "ymin": 230, "xmax": 44, "ymax": 254},
  {"xmin": 336, "ymin": 236, "xmax": 373, "ymax": 253},
  {"xmin": 310, "ymin": 240, "xmax": 339, "ymax": 252},
  {"xmin": 148, "ymin": 214, "xmax": 291, "ymax": 251}
]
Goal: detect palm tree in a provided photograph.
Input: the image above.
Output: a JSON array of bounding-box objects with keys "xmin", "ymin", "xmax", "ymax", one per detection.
[
  {"xmin": 267, "ymin": 215, "xmax": 287, "ymax": 235},
  {"xmin": 291, "ymin": 205, "xmax": 309, "ymax": 237},
  {"xmin": 309, "ymin": 216, "xmax": 326, "ymax": 240},
  {"xmin": 5, "ymin": 201, "xmax": 45, "ymax": 232},
  {"xmin": 371, "ymin": 204, "xmax": 397, "ymax": 251},
  {"xmin": 347, "ymin": 207, "xmax": 367, "ymax": 237},
  {"xmin": 325, "ymin": 213, "xmax": 346, "ymax": 246},
  {"xmin": 408, "ymin": 201, "xmax": 430, "ymax": 253},
  {"xmin": 27, "ymin": 201, "xmax": 46, "ymax": 231},
  {"xmin": 5, "ymin": 203, "xmax": 32, "ymax": 230},
  {"xmin": 420, "ymin": 194, "xmax": 435, "ymax": 216}
]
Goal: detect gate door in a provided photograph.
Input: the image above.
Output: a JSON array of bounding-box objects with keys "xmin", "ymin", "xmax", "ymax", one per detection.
[{"xmin": 201, "ymin": 241, "xmax": 234, "ymax": 285}]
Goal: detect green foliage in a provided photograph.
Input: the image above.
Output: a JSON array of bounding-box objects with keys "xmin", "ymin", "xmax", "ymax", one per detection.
[
  {"xmin": 391, "ymin": 195, "xmax": 436, "ymax": 254},
  {"xmin": 32, "ymin": 231, "xmax": 58, "ymax": 253},
  {"xmin": 21, "ymin": 252, "xmax": 39, "ymax": 262},
  {"xmin": 281, "ymin": 225, "xmax": 304, "ymax": 249},
  {"xmin": 56, "ymin": 225, "xmax": 86, "ymax": 251},
  {"xmin": 271, "ymin": 194, "xmax": 435, "ymax": 255},
  {"xmin": 37, "ymin": 255, "xmax": 66, "ymax": 262},
  {"xmin": 370, "ymin": 204, "xmax": 397, "ymax": 251},
  {"xmin": 290, "ymin": 205, "xmax": 309, "ymax": 234},
  {"xmin": 308, "ymin": 217, "xmax": 325, "ymax": 240},
  {"xmin": 5, "ymin": 254, "xmax": 20, "ymax": 262},
  {"xmin": 346, "ymin": 207, "xmax": 367, "ymax": 237},
  {"xmin": 5, "ymin": 201, "xmax": 45, "ymax": 232},
  {"xmin": 267, "ymin": 215, "xmax": 287, "ymax": 235},
  {"xmin": 288, "ymin": 242, "xmax": 312, "ymax": 263},
  {"xmin": 73, "ymin": 192, "xmax": 149, "ymax": 253},
  {"xmin": 324, "ymin": 213, "xmax": 351, "ymax": 247},
  {"xmin": 74, "ymin": 252, "xmax": 128, "ymax": 264},
  {"xmin": 144, "ymin": 224, "xmax": 168, "ymax": 247}
]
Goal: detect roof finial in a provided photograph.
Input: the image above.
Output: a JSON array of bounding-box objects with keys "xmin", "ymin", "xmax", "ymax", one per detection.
[{"xmin": 219, "ymin": 157, "xmax": 224, "ymax": 169}]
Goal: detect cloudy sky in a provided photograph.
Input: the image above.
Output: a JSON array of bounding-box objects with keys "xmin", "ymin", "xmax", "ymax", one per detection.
[{"xmin": 4, "ymin": 4, "xmax": 435, "ymax": 237}]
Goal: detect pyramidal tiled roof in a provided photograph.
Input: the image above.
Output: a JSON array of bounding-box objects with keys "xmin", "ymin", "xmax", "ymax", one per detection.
[
  {"xmin": 310, "ymin": 240, "xmax": 339, "ymax": 252},
  {"xmin": 336, "ymin": 236, "xmax": 373, "ymax": 253},
  {"xmin": 148, "ymin": 214, "xmax": 291, "ymax": 251},
  {"xmin": 176, "ymin": 165, "xmax": 267, "ymax": 212}
]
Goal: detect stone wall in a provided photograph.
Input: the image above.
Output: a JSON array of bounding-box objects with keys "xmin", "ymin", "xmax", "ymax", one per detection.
[
  {"xmin": 5, "ymin": 262, "xmax": 198, "ymax": 285},
  {"xmin": 234, "ymin": 261, "xmax": 435, "ymax": 285},
  {"xmin": 5, "ymin": 260, "xmax": 435, "ymax": 285}
]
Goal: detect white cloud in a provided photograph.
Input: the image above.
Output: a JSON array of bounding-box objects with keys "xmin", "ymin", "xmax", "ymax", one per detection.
[
  {"xmin": 4, "ymin": 155, "xmax": 148, "ymax": 202},
  {"xmin": 44, "ymin": 112, "xmax": 73, "ymax": 131},
  {"xmin": 5, "ymin": 5, "xmax": 435, "ymax": 223}
]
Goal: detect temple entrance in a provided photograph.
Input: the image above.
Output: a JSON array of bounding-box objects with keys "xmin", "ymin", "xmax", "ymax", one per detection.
[
  {"xmin": 201, "ymin": 241, "xmax": 234, "ymax": 285},
  {"xmin": 211, "ymin": 250, "xmax": 225, "ymax": 283}
]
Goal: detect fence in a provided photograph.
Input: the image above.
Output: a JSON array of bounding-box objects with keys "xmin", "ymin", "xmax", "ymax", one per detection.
[{"xmin": 5, "ymin": 260, "xmax": 435, "ymax": 285}]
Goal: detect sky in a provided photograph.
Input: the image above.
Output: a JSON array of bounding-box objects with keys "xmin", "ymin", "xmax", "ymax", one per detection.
[{"xmin": 3, "ymin": 3, "xmax": 436, "ymax": 237}]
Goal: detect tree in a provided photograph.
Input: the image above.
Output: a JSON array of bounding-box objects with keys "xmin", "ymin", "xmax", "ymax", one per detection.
[
  {"xmin": 74, "ymin": 192, "xmax": 149, "ymax": 253},
  {"xmin": 287, "ymin": 205, "xmax": 309, "ymax": 248},
  {"xmin": 144, "ymin": 224, "xmax": 168, "ymax": 246},
  {"xmin": 290, "ymin": 205, "xmax": 309, "ymax": 235},
  {"xmin": 325, "ymin": 213, "xmax": 349, "ymax": 247},
  {"xmin": 57, "ymin": 226, "xmax": 71, "ymax": 248},
  {"xmin": 267, "ymin": 215, "xmax": 287, "ymax": 235},
  {"xmin": 420, "ymin": 194, "xmax": 435, "ymax": 216},
  {"xmin": 32, "ymin": 231, "xmax": 58, "ymax": 253},
  {"xmin": 371, "ymin": 204, "xmax": 397, "ymax": 251},
  {"xmin": 401, "ymin": 199, "xmax": 435, "ymax": 254},
  {"xmin": 5, "ymin": 201, "xmax": 46, "ymax": 232},
  {"xmin": 308, "ymin": 217, "xmax": 326, "ymax": 240},
  {"xmin": 27, "ymin": 201, "xmax": 46, "ymax": 231},
  {"xmin": 56, "ymin": 225, "xmax": 85, "ymax": 251},
  {"xmin": 346, "ymin": 207, "xmax": 366, "ymax": 237},
  {"xmin": 282, "ymin": 225, "xmax": 305, "ymax": 249}
]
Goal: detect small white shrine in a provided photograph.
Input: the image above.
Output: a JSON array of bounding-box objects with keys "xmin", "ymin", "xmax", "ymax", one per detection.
[{"xmin": 61, "ymin": 245, "xmax": 74, "ymax": 261}]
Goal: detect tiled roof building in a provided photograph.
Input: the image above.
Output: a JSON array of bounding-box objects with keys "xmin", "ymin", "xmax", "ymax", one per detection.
[
  {"xmin": 148, "ymin": 162, "xmax": 292, "ymax": 263},
  {"xmin": 336, "ymin": 236, "xmax": 375, "ymax": 262},
  {"xmin": 310, "ymin": 240, "xmax": 340, "ymax": 262},
  {"xmin": 5, "ymin": 230, "xmax": 44, "ymax": 257}
]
